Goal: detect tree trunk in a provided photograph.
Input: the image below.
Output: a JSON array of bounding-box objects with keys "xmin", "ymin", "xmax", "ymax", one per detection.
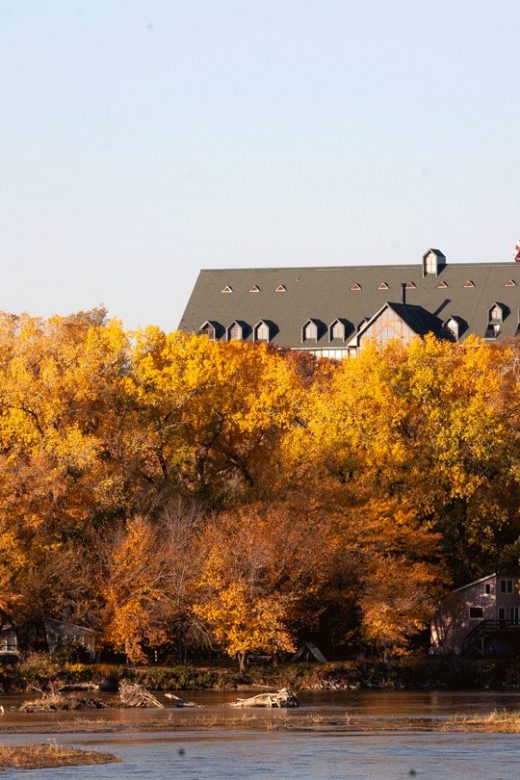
[{"xmin": 237, "ymin": 652, "xmax": 247, "ymax": 672}]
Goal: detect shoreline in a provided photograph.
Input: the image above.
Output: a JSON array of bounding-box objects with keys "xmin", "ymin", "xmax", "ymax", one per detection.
[{"xmin": 5, "ymin": 656, "xmax": 520, "ymax": 694}]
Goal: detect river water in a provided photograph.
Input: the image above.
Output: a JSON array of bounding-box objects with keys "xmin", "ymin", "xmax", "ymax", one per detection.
[{"xmin": 1, "ymin": 690, "xmax": 520, "ymax": 779}]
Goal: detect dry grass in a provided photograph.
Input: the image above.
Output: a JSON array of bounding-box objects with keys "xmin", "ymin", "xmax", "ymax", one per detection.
[
  {"xmin": 0, "ymin": 741, "xmax": 118, "ymax": 771},
  {"xmin": 443, "ymin": 709, "xmax": 520, "ymax": 733}
]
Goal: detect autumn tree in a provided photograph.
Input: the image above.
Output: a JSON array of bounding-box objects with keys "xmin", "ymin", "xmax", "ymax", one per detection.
[
  {"xmin": 282, "ymin": 335, "xmax": 520, "ymax": 583},
  {"xmin": 194, "ymin": 504, "xmax": 334, "ymax": 669},
  {"xmin": 128, "ymin": 331, "xmax": 302, "ymax": 500},
  {"xmin": 101, "ymin": 502, "xmax": 204, "ymax": 663}
]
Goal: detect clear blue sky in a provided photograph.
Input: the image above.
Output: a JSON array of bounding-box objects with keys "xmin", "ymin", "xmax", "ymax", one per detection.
[{"xmin": 1, "ymin": 1, "xmax": 519, "ymax": 330}]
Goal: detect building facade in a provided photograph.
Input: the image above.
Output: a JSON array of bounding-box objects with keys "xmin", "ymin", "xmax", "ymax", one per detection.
[
  {"xmin": 431, "ymin": 574, "xmax": 520, "ymax": 656},
  {"xmin": 179, "ymin": 250, "xmax": 520, "ymax": 356}
]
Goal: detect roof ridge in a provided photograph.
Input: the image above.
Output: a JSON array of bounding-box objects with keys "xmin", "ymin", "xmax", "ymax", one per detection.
[{"xmin": 200, "ymin": 261, "xmax": 517, "ymax": 272}]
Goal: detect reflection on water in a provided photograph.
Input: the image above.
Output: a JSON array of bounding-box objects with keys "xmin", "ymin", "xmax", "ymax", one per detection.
[{"xmin": 2, "ymin": 692, "xmax": 520, "ymax": 778}]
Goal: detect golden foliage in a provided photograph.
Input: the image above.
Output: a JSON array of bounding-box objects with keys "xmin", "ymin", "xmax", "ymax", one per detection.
[{"xmin": 0, "ymin": 310, "xmax": 518, "ymax": 663}]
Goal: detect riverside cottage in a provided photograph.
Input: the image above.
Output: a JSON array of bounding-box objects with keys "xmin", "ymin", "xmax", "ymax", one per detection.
[
  {"xmin": 0, "ymin": 613, "xmax": 19, "ymax": 660},
  {"xmin": 431, "ymin": 574, "xmax": 520, "ymax": 656}
]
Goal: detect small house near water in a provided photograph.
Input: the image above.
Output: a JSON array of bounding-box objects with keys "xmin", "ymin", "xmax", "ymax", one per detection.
[
  {"xmin": 0, "ymin": 613, "xmax": 19, "ymax": 660},
  {"xmin": 45, "ymin": 619, "xmax": 96, "ymax": 660},
  {"xmin": 431, "ymin": 574, "xmax": 520, "ymax": 656}
]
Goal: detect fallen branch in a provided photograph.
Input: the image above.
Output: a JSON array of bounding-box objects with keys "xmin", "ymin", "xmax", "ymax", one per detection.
[
  {"xmin": 119, "ymin": 680, "xmax": 164, "ymax": 709},
  {"xmin": 230, "ymin": 688, "xmax": 299, "ymax": 708},
  {"xmin": 164, "ymin": 693, "xmax": 197, "ymax": 707}
]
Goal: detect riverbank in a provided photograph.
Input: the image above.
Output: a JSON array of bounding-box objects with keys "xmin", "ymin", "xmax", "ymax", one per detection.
[{"xmin": 5, "ymin": 654, "xmax": 520, "ymax": 694}]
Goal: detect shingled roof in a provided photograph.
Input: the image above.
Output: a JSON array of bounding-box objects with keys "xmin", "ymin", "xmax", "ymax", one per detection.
[{"xmin": 179, "ymin": 255, "xmax": 520, "ymax": 348}]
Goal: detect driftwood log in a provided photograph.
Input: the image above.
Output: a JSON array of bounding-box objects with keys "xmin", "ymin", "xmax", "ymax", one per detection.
[
  {"xmin": 164, "ymin": 693, "xmax": 196, "ymax": 708},
  {"xmin": 230, "ymin": 688, "xmax": 299, "ymax": 708},
  {"xmin": 119, "ymin": 681, "xmax": 164, "ymax": 709},
  {"xmin": 20, "ymin": 693, "xmax": 108, "ymax": 712}
]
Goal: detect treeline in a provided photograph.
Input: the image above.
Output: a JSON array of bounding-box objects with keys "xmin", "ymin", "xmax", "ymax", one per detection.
[{"xmin": 1, "ymin": 308, "xmax": 520, "ymax": 666}]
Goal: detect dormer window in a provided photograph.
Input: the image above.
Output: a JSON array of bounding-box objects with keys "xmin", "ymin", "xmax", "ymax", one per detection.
[
  {"xmin": 489, "ymin": 303, "xmax": 504, "ymax": 323},
  {"xmin": 227, "ymin": 321, "xmax": 245, "ymax": 341},
  {"xmin": 444, "ymin": 317, "xmax": 460, "ymax": 341},
  {"xmin": 485, "ymin": 303, "xmax": 505, "ymax": 339},
  {"xmin": 329, "ymin": 319, "xmax": 346, "ymax": 342},
  {"xmin": 221, "ymin": 285, "xmax": 233, "ymax": 294},
  {"xmin": 254, "ymin": 320, "xmax": 271, "ymax": 342},
  {"xmin": 249, "ymin": 285, "xmax": 261, "ymax": 293},
  {"xmin": 423, "ymin": 249, "xmax": 446, "ymax": 277},
  {"xmin": 302, "ymin": 319, "xmax": 319, "ymax": 342},
  {"xmin": 199, "ymin": 321, "xmax": 218, "ymax": 340},
  {"xmin": 275, "ymin": 284, "xmax": 286, "ymax": 293}
]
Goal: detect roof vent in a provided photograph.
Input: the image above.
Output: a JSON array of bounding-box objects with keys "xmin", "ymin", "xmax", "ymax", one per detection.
[
  {"xmin": 437, "ymin": 280, "xmax": 448, "ymax": 289},
  {"xmin": 351, "ymin": 282, "xmax": 362, "ymax": 291},
  {"xmin": 275, "ymin": 284, "xmax": 286, "ymax": 293},
  {"xmin": 377, "ymin": 281, "xmax": 389, "ymax": 290},
  {"xmin": 505, "ymin": 279, "xmax": 516, "ymax": 287},
  {"xmin": 423, "ymin": 249, "xmax": 446, "ymax": 277},
  {"xmin": 464, "ymin": 280, "xmax": 475, "ymax": 288},
  {"xmin": 249, "ymin": 285, "xmax": 260, "ymax": 293},
  {"xmin": 221, "ymin": 285, "xmax": 233, "ymax": 294},
  {"xmin": 405, "ymin": 281, "xmax": 416, "ymax": 289}
]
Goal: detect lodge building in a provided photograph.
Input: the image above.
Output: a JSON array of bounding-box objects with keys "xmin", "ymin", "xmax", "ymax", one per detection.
[{"xmin": 179, "ymin": 250, "xmax": 520, "ymax": 357}]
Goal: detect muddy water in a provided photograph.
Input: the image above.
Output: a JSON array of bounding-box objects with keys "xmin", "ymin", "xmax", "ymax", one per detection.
[{"xmin": 1, "ymin": 691, "xmax": 520, "ymax": 778}]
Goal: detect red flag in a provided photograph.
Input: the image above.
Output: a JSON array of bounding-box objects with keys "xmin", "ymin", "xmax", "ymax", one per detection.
[{"xmin": 516, "ymin": 238, "xmax": 520, "ymax": 262}]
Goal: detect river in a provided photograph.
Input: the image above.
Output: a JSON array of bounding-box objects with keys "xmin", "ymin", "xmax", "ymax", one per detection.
[{"xmin": 1, "ymin": 690, "xmax": 520, "ymax": 778}]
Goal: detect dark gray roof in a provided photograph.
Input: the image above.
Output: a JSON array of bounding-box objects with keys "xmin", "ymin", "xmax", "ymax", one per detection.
[{"xmin": 178, "ymin": 258, "xmax": 520, "ymax": 348}]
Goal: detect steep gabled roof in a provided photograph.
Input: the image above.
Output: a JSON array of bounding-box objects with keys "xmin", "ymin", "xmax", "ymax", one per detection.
[
  {"xmin": 385, "ymin": 302, "xmax": 444, "ymax": 338},
  {"xmin": 179, "ymin": 260, "xmax": 520, "ymax": 348}
]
